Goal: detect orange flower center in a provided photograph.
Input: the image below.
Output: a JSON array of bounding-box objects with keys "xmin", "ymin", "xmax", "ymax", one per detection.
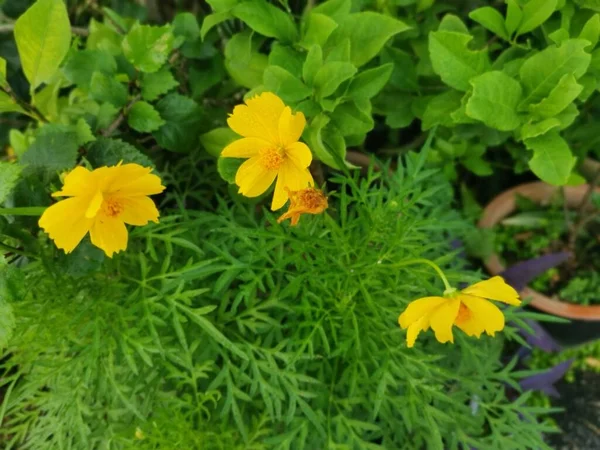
[
  {"xmin": 455, "ymin": 302, "xmax": 471, "ymax": 325},
  {"xmin": 294, "ymin": 188, "xmax": 327, "ymax": 212},
  {"xmin": 102, "ymin": 197, "xmax": 125, "ymax": 218},
  {"xmin": 260, "ymin": 147, "xmax": 286, "ymax": 170}
]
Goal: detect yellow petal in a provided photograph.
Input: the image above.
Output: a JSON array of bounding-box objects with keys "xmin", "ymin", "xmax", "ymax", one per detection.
[
  {"xmin": 227, "ymin": 92, "xmax": 285, "ymax": 143},
  {"xmin": 103, "ymin": 164, "xmax": 165, "ymax": 197},
  {"xmin": 271, "ymin": 161, "xmax": 314, "ymax": 211},
  {"xmin": 406, "ymin": 316, "xmax": 429, "ymax": 348},
  {"xmin": 429, "ymin": 297, "xmax": 461, "ymax": 344},
  {"xmin": 459, "ymin": 295, "xmax": 505, "ymax": 337},
  {"xmin": 235, "ymin": 156, "xmax": 277, "ymax": 197},
  {"xmin": 52, "ymin": 166, "xmax": 95, "ymax": 197},
  {"xmin": 461, "ymin": 276, "xmax": 521, "ymax": 306},
  {"xmin": 38, "ymin": 197, "xmax": 93, "ymax": 253},
  {"xmin": 285, "ymin": 142, "xmax": 312, "ymax": 169},
  {"xmin": 398, "ymin": 296, "xmax": 446, "ymax": 329},
  {"xmin": 278, "ymin": 106, "xmax": 306, "ymax": 146},
  {"xmin": 221, "ymin": 137, "xmax": 270, "ymax": 158},
  {"xmin": 90, "ymin": 215, "xmax": 128, "ymax": 258},
  {"xmin": 85, "ymin": 190, "xmax": 104, "ymax": 218},
  {"xmin": 453, "ymin": 302, "xmax": 486, "ymax": 338},
  {"xmin": 120, "ymin": 196, "xmax": 160, "ymax": 226}
]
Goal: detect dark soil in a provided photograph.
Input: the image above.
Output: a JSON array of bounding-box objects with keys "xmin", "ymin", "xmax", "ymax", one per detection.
[{"xmin": 547, "ymin": 371, "xmax": 600, "ymax": 450}]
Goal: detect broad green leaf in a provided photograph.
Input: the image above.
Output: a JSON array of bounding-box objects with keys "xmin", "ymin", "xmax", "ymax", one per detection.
[
  {"xmin": 0, "ymin": 162, "xmax": 22, "ymax": 204},
  {"xmin": 189, "ymin": 58, "xmax": 224, "ymax": 98},
  {"xmin": 141, "ymin": 68, "xmax": 179, "ymax": 101},
  {"xmin": 200, "ymin": 12, "xmax": 233, "ymax": 40},
  {"xmin": 128, "ymin": 101, "xmax": 166, "ymax": 133},
  {"xmin": 450, "ymin": 91, "xmax": 478, "ymax": 124},
  {"xmin": 305, "ymin": 114, "xmax": 346, "ymax": 169},
  {"xmin": 313, "ymin": 61, "xmax": 357, "ymax": 98},
  {"xmin": 421, "ymin": 90, "xmax": 462, "ymax": 130},
  {"xmin": 0, "ymin": 57, "xmax": 7, "ymax": 88},
  {"xmin": 330, "ymin": 100, "xmax": 374, "ymax": 136},
  {"xmin": 62, "ymin": 49, "xmax": 117, "ymax": 90},
  {"xmin": 90, "ymin": 72, "xmax": 128, "ymax": 107},
  {"xmin": 463, "ymin": 154, "xmax": 493, "ymax": 176},
  {"xmin": 303, "ymin": 45, "xmax": 323, "ymax": 86},
  {"xmin": 347, "ymin": 63, "xmax": 394, "ymax": 99},
  {"xmin": 200, "ymin": 128, "xmax": 238, "ymax": 157},
  {"xmin": 301, "ymin": 13, "xmax": 338, "ymax": 49},
  {"xmin": 466, "ymin": 71, "xmax": 523, "ymax": 131},
  {"xmin": 263, "ymin": 66, "xmax": 312, "ymax": 103},
  {"xmin": 429, "ymin": 31, "xmax": 491, "ymax": 91},
  {"xmin": 325, "ymin": 38, "xmax": 351, "ymax": 63},
  {"xmin": 87, "ymin": 137, "xmax": 153, "ymax": 167},
  {"xmin": 381, "ymin": 47, "xmax": 419, "ymax": 92},
  {"xmin": 520, "ymin": 118, "xmax": 561, "ymax": 140},
  {"xmin": 439, "ymin": 14, "xmax": 470, "ymax": 34},
  {"xmin": 524, "ymin": 131, "xmax": 576, "ymax": 185},
  {"xmin": 505, "ymin": 0, "xmax": 523, "ymax": 37},
  {"xmin": 548, "ymin": 28, "xmax": 569, "ymax": 45},
  {"xmin": 555, "ymin": 103, "xmax": 579, "ymax": 129},
  {"xmin": 0, "ymin": 91, "xmax": 27, "ymax": 116},
  {"xmin": 469, "ymin": 7, "xmax": 509, "ymax": 40},
  {"xmin": 577, "ymin": 74, "xmax": 597, "ymax": 101},
  {"xmin": 87, "ymin": 19, "xmax": 122, "ymax": 55},
  {"xmin": 519, "ymin": 39, "xmax": 591, "ymax": 105},
  {"xmin": 268, "ymin": 44, "xmax": 304, "ymax": 75},
  {"xmin": 579, "ymin": 14, "xmax": 600, "ymax": 48},
  {"xmin": 232, "ymin": 0, "xmax": 297, "ymax": 43},
  {"xmin": 173, "ymin": 12, "xmax": 200, "ymax": 41},
  {"xmin": 312, "ymin": 0, "xmax": 351, "ymax": 21},
  {"xmin": 528, "ymin": 74, "xmax": 582, "ymax": 118},
  {"xmin": 225, "ymin": 31, "xmax": 268, "ymax": 89},
  {"xmin": 517, "ymin": 0, "xmax": 558, "ymax": 36},
  {"xmin": 20, "ymin": 125, "xmax": 78, "ymax": 173},
  {"xmin": 14, "ymin": 0, "xmax": 71, "ymax": 90},
  {"xmin": 153, "ymin": 94, "xmax": 204, "ymax": 153},
  {"xmin": 206, "ymin": 0, "xmax": 239, "ymax": 13},
  {"xmin": 417, "ymin": 0, "xmax": 435, "ymax": 12},
  {"xmin": 122, "ymin": 23, "xmax": 175, "ymax": 73},
  {"xmin": 325, "ymin": 12, "xmax": 411, "ymax": 67},
  {"xmin": 384, "ymin": 96, "xmax": 414, "ymax": 128},
  {"xmin": 573, "ymin": 0, "xmax": 600, "ymax": 11},
  {"xmin": 217, "ymin": 157, "xmax": 244, "ymax": 183}
]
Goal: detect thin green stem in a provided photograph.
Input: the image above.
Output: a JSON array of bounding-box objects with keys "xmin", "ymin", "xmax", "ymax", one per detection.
[
  {"xmin": 384, "ymin": 258, "xmax": 453, "ymax": 292},
  {"xmin": 0, "ymin": 207, "xmax": 47, "ymax": 216}
]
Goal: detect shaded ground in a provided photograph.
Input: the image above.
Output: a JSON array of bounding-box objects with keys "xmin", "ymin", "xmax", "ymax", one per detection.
[{"xmin": 548, "ymin": 371, "xmax": 600, "ymax": 450}]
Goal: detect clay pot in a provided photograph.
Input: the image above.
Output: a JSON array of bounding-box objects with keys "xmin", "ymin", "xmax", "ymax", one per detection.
[{"xmin": 478, "ymin": 181, "xmax": 600, "ymax": 321}]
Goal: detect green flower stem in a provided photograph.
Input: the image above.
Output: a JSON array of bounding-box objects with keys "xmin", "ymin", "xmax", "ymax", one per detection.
[
  {"xmin": 0, "ymin": 207, "xmax": 47, "ymax": 216},
  {"xmin": 385, "ymin": 258, "xmax": 453, "ymax": 292}
]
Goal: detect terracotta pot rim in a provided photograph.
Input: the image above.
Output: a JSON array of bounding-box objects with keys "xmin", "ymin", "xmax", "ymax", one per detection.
[{"xmin": 478, "ymin": 181, "xmax": 600, "ymax": 321}]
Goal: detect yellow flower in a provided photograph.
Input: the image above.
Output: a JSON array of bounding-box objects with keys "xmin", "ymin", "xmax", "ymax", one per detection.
[
  {"xmin": 39, "ymin": 163, "xmax": 165, "ymax": 258},
  {"xmin": 220, "ymin": 92, "xmax": 314, "ymax": 210},
  {"xmin": 277, "ymin": 187, "xmax": 328, "ymax": 226},
  {"xmin": 398, "ymin": 276, "xmax": 521, "ymax": 348}
]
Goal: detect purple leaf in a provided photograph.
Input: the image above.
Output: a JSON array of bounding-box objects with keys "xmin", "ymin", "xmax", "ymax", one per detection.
[
  {"xmin": 500, "ymin": 252, "xmax": 570, "ymax": 291},
  {"xmin": 519, "ymin": 359, "xmax": 574, "ymax": 397},
  {"xmin": 521, "ymin": 319, "xmax": 561, "ymax": 353}
]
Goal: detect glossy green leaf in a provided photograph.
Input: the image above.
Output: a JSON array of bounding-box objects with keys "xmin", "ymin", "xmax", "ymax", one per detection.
[
  {"xmin": 14, "ymin": 0, "xmax": 71, "ymax": 90},
  {"xmin": 313, "ymin": 61, "xmax": 357, "ymax": 98},
  {"xmin": 519, "ymin": 39, "xmax": 591, "ymax": 105},
  {"xmin": 517, "ymin": 0, "xmax": 558, "ymax": 36},
  {"xmin": 0, "ymin": 57, "xmax": 7, "ymax": 89},
  {"xmin": 312, "ymin": 0, "xmax": 351, "ymax": 21},
  {"xmin": 520, "ymin": 118, "xmax": 561, "ymax": 140},
  {"xmin": 325, "ymin": 12, "xmax": 411, "ymax": 67},
  {"xmin": 301, "ymin": 13, "xmax": 338, "ymax": 49},
  {"xmin": 62, "ymin": 49, "xmax": 117, "ymax": 90},
  {"xmin": 347, "ymin": 63, "xmax": 393, "ymax": 99},
  {"xmin": 263, "ymin": 66, "xmax": 312, "ymax": 103},
  {"xmin": 528, "ymin": 74, "xmax": 582, "ymax": 118},
  {"xmin": 330, "ymin": 100, "xmax": 374, "ymax": 136},
  {"xmin": 232, "ymin": 0, "xmax": 297, "ymax": 43},
  {"xmin": 429, "ymin": 30, "xmax": 491, "ymax": 91},
  {"xmin": 421, "ymin": 90, "xmax": 462, "ymax": 130},
  {"xmin": 469, "ymin": 7, "xmax": 509, "ymax": 40},
  {"xmin": 505, "ymin": 0, "xmax": 523, "ymax": 37},
  {"xmin": 153, "ymin": 94, "xmax": 204, "ymax": 153},
  {"xmin": 0, "ymin": 91, "xmax": 27, "ymax": 116},
  {"xmin": 579, "ymin": 14, "xmax": 600, "ymax": 48},
  {"xmin": 524, "ymin": 131, "xmax": 576, "ymax": 185},
  {"xmin": 200, "ymin": 128, "xmax": 239, "ymax": 157},
  {"xmin": 466, "ymin": 71, "xmax": 523, "ymax": 131},
  {"xmin": 225, "ymin": 31, "xmax": 268, "ymax": 89},
  {"xmin": 90, "ymin": 72, "xmax": 128, "ymax": 108},
  {"xmin": 303, "ymin": 45, "xmax": 323, "ymax": 86}
]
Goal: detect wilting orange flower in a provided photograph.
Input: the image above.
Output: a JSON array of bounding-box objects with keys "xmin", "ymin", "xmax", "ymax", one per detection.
[
  {"xmin": 398, "ymin": 276, "xmax": 521, "ymax": 347},
  {"xmin": 277, "ymin": 187, "xmax": 328, "ymax": 226},
  {"xmin": 220, "ymin": 92, "xmax": 314, "ymax": 210},
  {"xmin": 39, "ymin": 163, "xmax": 165, "ymax": 257}
]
